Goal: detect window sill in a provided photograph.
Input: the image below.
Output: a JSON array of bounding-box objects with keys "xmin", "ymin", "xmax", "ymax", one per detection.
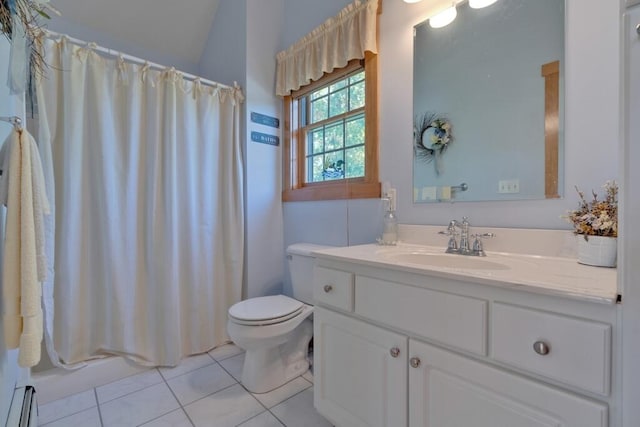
[{"xmin": 282, "ymin": 181, "xmax": 381, "ymax": 202}]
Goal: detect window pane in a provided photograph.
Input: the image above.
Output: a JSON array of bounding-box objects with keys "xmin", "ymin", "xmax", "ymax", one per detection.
[
  {"xmin": 293, "ymin": 64, "xmax": 372, "ymax": 190},
  {"xmin": 322, "ymin": 153, "xmax": 344, "ymax": 181},
  {"xmin": 310, "ymin": 155, "xmax": 324, "ymax": 182},
  {"xmin": 345, "ymin": 115, "xmax": 365, "ymax": 147},
  {"xmin": 310, "ymin": 128, "xmax": 324, "ymax": 154},
  {"xmin": 349, "ymin": 80, "xmax": 365, "ymax": 110},
  {"xmin": 325, "ymin": 123, "xmax": 344, "ymax": 151},
  {"xmin": 329, "ymin": 79, "xmax": 347, "ymax": 92},
  {"xmin": 345, "ymin": 146, "xmax": 365, "ymax": 178},
  {"xmin": 310, "ymin": 97, "xmax": 328, "ymax": 123},
  {"xmin": 311, "ymin": 87, "xmax": 328, "ymax": 100},
  {"xmin": 349, "ymin": 71, "xmax": 365, "ymax": 85},
  {"xmin": 329, "ymin": 88, "xmax": 348, "ymax": 117}
]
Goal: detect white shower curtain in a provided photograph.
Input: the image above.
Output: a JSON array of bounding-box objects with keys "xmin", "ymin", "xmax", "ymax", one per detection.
[{"xmin": 34, "ymin": 37, "xmax": 245, "ymax": 366}]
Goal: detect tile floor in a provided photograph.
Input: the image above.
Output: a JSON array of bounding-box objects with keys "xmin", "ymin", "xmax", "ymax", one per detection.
[{"xmin": 38, "ymin": 344, "xmax": 333, "ymax": 427}]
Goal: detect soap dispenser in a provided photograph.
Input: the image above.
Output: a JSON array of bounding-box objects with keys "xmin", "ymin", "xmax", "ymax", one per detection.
[{"xmin": 381, "ymin": 189, "xmax": 397, "ymax": 245}]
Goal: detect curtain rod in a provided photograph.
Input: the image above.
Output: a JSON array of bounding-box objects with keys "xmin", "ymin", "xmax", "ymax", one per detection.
[{"xmin": 41, "ymin": 30, "xmax": 237, "ymax": 91}]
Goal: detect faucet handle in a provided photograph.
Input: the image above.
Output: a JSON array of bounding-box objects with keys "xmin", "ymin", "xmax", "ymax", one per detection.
[
  {"xmin": 476, "ymin": 233, "xmax": 495, "ymax": 239},
  {"xmin": 471, "ymin": 233, "xmax": 495, "ymax": 257},
  {"xmin": 439, "ymin": 220, "xmax": 458, "ymax": 235},
  {"xmin": 471, "ymin": 235, "xmax": 485, "ymax": 257}
]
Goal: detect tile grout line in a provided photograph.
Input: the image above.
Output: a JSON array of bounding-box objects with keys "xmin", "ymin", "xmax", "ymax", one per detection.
[
  {"xmin": 96, "ymin": 370, "xmax": 165, "ymax": 406},
  {"xmin": 213, "ymin": 352, "xmax": 279, "ymax": 426},
  {"xmin": 39, "ymin": 390, "xmax": 100, "ymax": 426},
  {"xmin": 94, "ymin": 388, "xmax": 106, "ymax": 427},
  {"xmin": 156, "ymin": 366, "xmax": 196, "ymax": 427},
  {"xmin": 41, "ymin": 347, "xmax": 241, "ymax": 426},
  {"xmin": 266, "ymin": 384, "xmax": 313, "ymax": 426},
  {"xmin": 178, "ymin": 381, "xmax": 240, "ymax": 410}
]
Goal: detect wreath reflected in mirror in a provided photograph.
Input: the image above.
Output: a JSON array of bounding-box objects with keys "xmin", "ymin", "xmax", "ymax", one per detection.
[{"xmin": 413, "ymin": 112, "xmax": 453, "ymax": 175}]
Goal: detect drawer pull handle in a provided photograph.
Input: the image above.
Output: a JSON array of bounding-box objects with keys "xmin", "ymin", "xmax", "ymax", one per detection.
[
  {"xmin": 409, "ymin": 357, "xmax": 421, "ymax": 368},
  {"xmin": 533, "ymin": 341, "xmax": 551, "ymax": 356},
  {"xmin": 323, "ymin": 284, "xmax": 334, "ymax": 293},
  {"xmin": 390, "ymin": 347, "xmax": 400, "ymax": 358}
]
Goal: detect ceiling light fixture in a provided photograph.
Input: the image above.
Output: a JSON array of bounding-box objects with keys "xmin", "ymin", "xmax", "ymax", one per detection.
[
  {"xmin": 429, "ymin": 5, "xmax": 457, "ymax": 28},
  {"xmin": 468, "ymin": 0, "xmax": 499, "ymax": 9},
  {"xmin": 403, "ymin": 0, "xmax": 423, "ymax": 3}
]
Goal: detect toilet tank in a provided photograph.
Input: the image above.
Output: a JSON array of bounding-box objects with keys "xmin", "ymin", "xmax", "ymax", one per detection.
[{"xmin": 287, "ymin": 243, "xmax": 335, "ymax": 305}]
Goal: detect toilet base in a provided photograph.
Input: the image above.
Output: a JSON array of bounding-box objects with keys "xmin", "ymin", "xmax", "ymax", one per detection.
[{"xmin": 241, "ymin": 318, "xmax": 313, "ymax": 393}]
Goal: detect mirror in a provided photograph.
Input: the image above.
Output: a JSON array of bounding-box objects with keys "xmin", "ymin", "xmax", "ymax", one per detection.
[{"xmin": 413, "ymin": 0, "xmax": 564, "ymax": 203}]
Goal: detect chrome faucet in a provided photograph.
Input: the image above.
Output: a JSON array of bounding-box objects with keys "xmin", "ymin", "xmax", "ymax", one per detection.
[
  {"xmin": 439, "ymin": 217, "xmax": 494, "ymax": 256},
  {"xmin": 458, "ymin": 217, "xmax": 471, "ymax": 255}
]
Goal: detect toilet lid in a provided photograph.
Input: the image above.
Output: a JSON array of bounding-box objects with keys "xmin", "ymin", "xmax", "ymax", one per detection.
[{"xmin": 228, "ymin": 295, "xmax": 304, "ymax": 323}]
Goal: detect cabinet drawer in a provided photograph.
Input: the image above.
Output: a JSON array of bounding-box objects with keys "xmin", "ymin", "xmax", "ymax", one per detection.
[
  {"xmin": 491, "ymin": 303, "xmax": 611, "ymax": 396},
  {"xmin": 313, "ymin": 266, "xmax": 354, "ymax": 312},
  {"xmin": 355, "ymin": 276, "xmax": 488, "ymax": 356}
]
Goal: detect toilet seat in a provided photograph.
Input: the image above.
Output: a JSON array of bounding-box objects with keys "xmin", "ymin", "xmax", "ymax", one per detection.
[{"xmin": 228, "ymin": 295, "xmax": 305, "ymax": 326}]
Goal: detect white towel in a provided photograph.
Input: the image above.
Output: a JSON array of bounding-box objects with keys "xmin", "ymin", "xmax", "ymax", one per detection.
[{"xmin": 0, "ymin": 128, "xmax": 50, "ymax": 367}]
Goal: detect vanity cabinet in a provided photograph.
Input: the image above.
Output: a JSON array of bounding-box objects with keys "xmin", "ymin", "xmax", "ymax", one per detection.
[
  {"xmin": 313, "ymin": 262, "xmax": 615, "ymax": 427},
  {"xmin": 409, "ymin": 340, "xmax": 607, "ymax": 427},
  {"xmin": 314, "ymin": 308, "xmax": 407, "ymax": 427}
]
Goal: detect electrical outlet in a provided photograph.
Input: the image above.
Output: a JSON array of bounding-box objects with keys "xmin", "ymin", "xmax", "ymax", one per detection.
[{"xmin": 498, "ymin": 179, "xmax": 520, "ymax": 194}]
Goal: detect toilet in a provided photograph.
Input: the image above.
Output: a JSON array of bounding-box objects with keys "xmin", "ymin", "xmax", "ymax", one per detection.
[{"xmin": 227, "ymin": 243, "xmax": 333, "ymax": 393}]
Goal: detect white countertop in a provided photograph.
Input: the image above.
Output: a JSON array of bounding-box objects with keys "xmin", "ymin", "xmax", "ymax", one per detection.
[{"xmin": 313, "ymin": 243, "xmax": 618, "ymax": 305}]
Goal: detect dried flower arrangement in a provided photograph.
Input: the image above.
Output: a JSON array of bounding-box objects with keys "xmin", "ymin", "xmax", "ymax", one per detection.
[
  {"xmin": 0, "ymin": 0, "xmax": 59, "ymax": 81},
  {"xmin": 566, "ymin": 181, "xmax": 618, "ymax": 239}
]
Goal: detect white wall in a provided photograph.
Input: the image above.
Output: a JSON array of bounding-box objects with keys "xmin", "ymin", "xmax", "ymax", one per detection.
[
  {"xmin": 282, "ymin": 0, "xmax": 354, "ymax": 48},
  {"xmin": 383, "ymin": 0, "xmax": 620, "ymax": 229},
  {"xmin": 201, "ymin": 0, "xmax": 286, "ymax": 299},
  {"xmin": 198, "ymin": 0, "xmax": 247, "ymax": 87},
  {"xmin": 244, "ymin": 0, "xmax": 286, "ymax": 298},
  {"xmin": 621, "ymin": 4, "xmax": 640, "ymax": 426},
  {"xmin": 47, "ymin": 16, "xmax": 200, "ymax": 74},
  {"xmin": 283, "ymin": 0, "xmax": 621, "ymax": 258}
]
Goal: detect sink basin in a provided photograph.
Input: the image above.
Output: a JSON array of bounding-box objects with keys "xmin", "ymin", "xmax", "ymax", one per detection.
[{"xmin": 383, "ymin": 252, "xmax": 511, "ymax": 270}]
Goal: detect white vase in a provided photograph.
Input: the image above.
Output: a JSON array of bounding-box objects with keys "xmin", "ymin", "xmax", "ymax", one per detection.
[{"xmin": 577, "ymin": 235, "xmax": 617, "ymax": 267}]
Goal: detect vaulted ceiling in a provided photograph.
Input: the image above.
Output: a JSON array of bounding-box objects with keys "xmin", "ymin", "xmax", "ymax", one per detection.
[{"xmin": 49, "ymin": 0, "xmax": 221, "ymax": 65}]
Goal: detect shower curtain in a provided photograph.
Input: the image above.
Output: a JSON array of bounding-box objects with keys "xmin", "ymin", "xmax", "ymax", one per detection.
[{"xmin": 34, "ymin": 37, "xmax": 245, "ymax": 366}]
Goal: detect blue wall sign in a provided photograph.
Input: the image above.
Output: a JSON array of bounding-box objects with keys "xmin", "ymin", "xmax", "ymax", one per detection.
[
  {"xmin": 251, "ymin": 131, "xmax": 280, "ymax": 146},
  {"xmin": 251, "ymin": 112, "xmax": 280, "ymax": 129}
]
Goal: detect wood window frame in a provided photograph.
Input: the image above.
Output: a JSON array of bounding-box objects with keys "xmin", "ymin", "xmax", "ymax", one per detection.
[
  {"xmin": 282, "ymin": 52, "xmax": 380, "ymax": 202},
  {"xmin": 541, "ymin": 60, "xmax": 560, "ymax": 199}
]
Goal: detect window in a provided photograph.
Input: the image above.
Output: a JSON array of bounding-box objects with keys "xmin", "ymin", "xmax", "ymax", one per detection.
[{"xmin": 282, "ymin": 54, "xmax": 380, "ymax": 201}]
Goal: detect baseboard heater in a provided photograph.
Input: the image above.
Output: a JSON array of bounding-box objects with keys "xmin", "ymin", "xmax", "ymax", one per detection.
[{"xmin": 6, "ymin": 386, "xmax": 37, "ymax": 427}]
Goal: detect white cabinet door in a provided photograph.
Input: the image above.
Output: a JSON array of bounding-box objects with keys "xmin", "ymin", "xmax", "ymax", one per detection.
[
  {"xmin": 409, "ymin": 340, "xmax": 608, "ymax": 427},
  {"xmin": 314, "ymin": 307, "xmax": 407, "ymax": 427}
]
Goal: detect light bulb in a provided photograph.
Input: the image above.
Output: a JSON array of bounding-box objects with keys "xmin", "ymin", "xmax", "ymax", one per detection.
[
  {"xmin": 429, "ymin": 6, "xmax": 457, "ymax": 28},
  {"xmin": 468, "ymin": 0, "xmax": 498, "ymax": 9},
  {"xmin": 403, "ymin": 0, "xmax": 423, "ymax": 3}
]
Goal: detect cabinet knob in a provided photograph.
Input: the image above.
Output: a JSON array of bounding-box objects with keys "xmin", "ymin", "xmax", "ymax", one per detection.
[
  {"xmin": 390, "ymin": 347, "xmax": 400, "ymax": 358},
  {"xmin": 323, "ymin": 284, "xmax": 333, "ymax": 293},
  {"xmin": 636, "ymin": 23, "xmax": 640, "ymax": 36},
  {"xmin": 409, "ymin": 357, "xmax": 421, "ymax": 368},
  {"xmin": 533, "ymin": 341, "xmax": 551, "ymax": 356}
]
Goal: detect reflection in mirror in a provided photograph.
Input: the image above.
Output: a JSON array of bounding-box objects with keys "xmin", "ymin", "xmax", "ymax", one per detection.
[{"xmin": 413, "ymin": 0, "xmax": 564, "ymax": 203}]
